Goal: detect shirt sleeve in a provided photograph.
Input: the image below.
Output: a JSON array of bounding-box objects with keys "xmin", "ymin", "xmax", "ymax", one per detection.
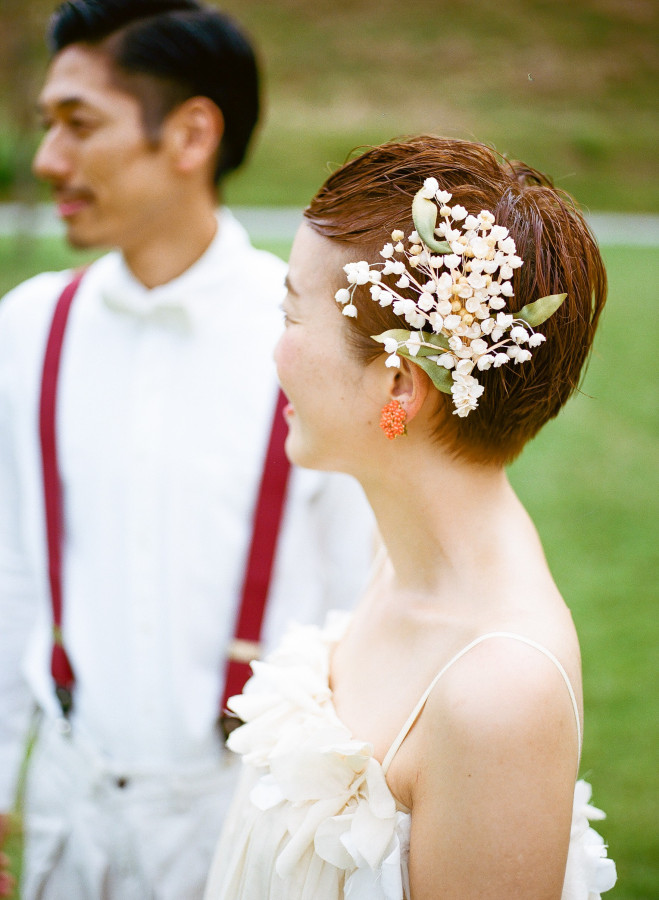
[{"xmin": 0, "ymin": 283, "xmax": 51, "ymax": 809}]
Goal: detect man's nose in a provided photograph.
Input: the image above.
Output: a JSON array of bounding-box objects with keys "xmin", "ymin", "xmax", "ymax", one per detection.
[{"xmin": 32, "ymin": 127, "xmax": 72, "ymax": 183}]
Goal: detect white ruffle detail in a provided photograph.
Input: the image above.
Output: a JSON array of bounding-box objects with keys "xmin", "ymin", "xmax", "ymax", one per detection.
[
  {"xmin": 226, "ymin": 613, "xmax": 409, "ymax": 899},
  {"xmin": 562, "ymin": 779, "xmax": 617, "ymax": 899}
]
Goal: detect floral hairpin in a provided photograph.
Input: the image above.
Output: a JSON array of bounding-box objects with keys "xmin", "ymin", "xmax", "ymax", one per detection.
[{"xmin": 335, "ymin": 177, "xmax": 566, "ymax": 417}]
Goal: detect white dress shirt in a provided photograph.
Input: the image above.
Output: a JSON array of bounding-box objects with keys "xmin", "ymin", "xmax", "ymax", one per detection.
[{"xmin": 0, "ymin": 210, "xmax": 373, "ymax": 807}]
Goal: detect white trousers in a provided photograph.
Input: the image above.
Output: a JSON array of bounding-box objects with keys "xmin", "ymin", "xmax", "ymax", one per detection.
[{"xmin": 21, "ymin": 718, "xmax": 239, "ymax": 900}]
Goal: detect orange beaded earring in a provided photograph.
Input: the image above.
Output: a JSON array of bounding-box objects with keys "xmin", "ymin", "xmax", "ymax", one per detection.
[{"xmin": 379, "ymin": 400, "xmax": 407, "ymax": 440}]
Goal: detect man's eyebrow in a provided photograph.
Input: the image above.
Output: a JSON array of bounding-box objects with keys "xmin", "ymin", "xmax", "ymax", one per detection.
[{"xmin": 36, "ymin": 96, "xmax": 91, "ymax": 115}]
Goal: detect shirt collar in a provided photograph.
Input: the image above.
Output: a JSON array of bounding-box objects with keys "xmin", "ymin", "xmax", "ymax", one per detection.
[{"xmin": 101, "ymin": 210, "xmax": 252, "ymax": 329}]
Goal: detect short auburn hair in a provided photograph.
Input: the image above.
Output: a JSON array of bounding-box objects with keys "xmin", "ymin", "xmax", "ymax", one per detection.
[{"xmin": 304, "ymin": 136, "xmax": 607, "ymax": 465}]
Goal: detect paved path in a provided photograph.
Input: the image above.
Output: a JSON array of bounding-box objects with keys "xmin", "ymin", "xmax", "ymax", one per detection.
[{"xmin": 0, "ymin": 204, "xmax": 658, "ymax": 246}]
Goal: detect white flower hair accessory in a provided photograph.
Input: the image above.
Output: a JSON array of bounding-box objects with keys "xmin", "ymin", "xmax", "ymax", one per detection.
[{"xmin": 335, "ymin": 177, "xmax": 567, "ymax": 417}]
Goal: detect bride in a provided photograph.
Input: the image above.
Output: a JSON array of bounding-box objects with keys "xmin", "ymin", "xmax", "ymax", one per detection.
[{"xmin": 205, "ymin": 136, "xmax": 616, "ymax": 899}]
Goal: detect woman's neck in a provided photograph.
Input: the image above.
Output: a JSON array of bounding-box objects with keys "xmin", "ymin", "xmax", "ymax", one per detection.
[{"xmin": 359, "ymin": 441, "xmax": 541, "ymax": 604}]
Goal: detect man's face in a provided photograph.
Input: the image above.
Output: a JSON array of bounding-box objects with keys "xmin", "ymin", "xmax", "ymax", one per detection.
[{"xmin": 34, "ymin": 45, "xmax": 179, "ymax": 253}]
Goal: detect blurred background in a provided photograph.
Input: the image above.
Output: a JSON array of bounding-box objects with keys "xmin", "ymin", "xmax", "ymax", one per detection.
[{"xmin": 0, "ymin": 1, "xmax": 657, "ymax": 897}]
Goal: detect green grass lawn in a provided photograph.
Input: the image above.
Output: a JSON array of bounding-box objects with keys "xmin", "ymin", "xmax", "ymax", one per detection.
[
  {"xmin": 0, "ymin": 238, "xmax": 657, "ymax": 897},
  {"xmin": 2, "ymin": 0, "xmax": 658, "ymax": 212}
]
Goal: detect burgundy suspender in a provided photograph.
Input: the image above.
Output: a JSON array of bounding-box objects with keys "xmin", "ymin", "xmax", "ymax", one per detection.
[
  {"xmin": 39, "ymin": 272, "xmax": 84, "ymax": 716},
  {"xmin": 219, "ymin": 388, "xmax": 291, "ymax": 734},
  {"xmin": 39, "ymin": 273, "xmax": 291, "ymax": 727}
]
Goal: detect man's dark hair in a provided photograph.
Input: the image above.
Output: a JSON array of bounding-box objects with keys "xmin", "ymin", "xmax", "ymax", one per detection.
[{"xmin": 48, "ymin": 0, "xmax": 260, "ymax": 184}]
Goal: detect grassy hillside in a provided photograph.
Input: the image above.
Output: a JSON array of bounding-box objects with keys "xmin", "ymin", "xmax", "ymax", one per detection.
[
  {"xmin": 216, "ymin": 0, "xmax": 658, "ymax": 211},
  {"xmin": 0, "ymin": 0, "xmax": 657, "ymax": 211}
]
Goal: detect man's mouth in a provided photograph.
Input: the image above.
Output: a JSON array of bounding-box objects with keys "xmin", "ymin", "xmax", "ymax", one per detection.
[{"xmin": 55, "ymin": 192, "xmax": 93, "ymax": 219}]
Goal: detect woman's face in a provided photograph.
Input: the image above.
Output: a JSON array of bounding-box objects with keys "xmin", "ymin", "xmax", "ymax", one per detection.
[{"xmin": 275, "ymin": 223, "xmax": 379, "ymax": 473}]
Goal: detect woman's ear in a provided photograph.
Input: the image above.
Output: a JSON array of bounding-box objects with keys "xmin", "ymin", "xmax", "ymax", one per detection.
[
  {"xmin": 388, "ymin": 357, "xmax": 432, "ymax": 424},
  {"xmin": 163, "ymin": 96, "xmax": 225, "ymax": 177}
]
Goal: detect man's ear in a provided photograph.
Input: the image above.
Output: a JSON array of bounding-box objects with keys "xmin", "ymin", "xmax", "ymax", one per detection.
[
  {"xmin": 163, "ymin": 96, "xmax": 224, "ymax": 176},
  {"xmin": 388, "ymin": 356, "xmax": 432, "ymax": 423}
]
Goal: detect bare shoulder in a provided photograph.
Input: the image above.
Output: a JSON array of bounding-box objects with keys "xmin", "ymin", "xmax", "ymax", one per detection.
[
  {"xmin": 424, "ymin": 633, "xmax": 581, "ymax": 757},
  {"xmin": 403, "ymin": 634, "xmax": 581, "ymax": 899}
]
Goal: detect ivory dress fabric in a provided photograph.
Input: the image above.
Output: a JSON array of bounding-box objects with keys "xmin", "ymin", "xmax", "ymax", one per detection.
[{"xmin": 205, "ymin": 613, "xmax": 616, "ymax": 900}]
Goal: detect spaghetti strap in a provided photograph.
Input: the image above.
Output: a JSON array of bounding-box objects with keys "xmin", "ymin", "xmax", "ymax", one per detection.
[{"xmin": 382, "ymin": 631, "xmax": 581, "ymax": 774}]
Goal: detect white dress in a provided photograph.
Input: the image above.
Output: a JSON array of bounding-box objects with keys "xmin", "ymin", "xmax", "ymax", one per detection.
[{"xmin": 205, "ymin": 613, "xmax": 617, "ymax": 900}]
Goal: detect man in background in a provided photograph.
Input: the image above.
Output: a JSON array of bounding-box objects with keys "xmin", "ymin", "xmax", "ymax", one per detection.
[{"xmin": 0, "ymin": 2, "xmax": 373, "ymax": 897}]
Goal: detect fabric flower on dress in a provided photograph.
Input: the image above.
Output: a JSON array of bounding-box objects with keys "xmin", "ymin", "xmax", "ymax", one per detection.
[
  {"xmin": 562, "ymin": 780, "xmax": 617, "ymax": 900},
  {"xmin": 226, "ymin": 614, "xmax": 410, "ymax": 900}
]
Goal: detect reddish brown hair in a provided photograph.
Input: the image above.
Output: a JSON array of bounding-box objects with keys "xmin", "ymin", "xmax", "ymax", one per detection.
[{"xmin": 304, "ymin": 136, "xmax": 607, "ymax": 465}]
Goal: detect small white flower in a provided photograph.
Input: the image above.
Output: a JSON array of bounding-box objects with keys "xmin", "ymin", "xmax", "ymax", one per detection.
[
  {"xmin": 464, "ymin": 214, "xmax": 479, "ymax": 230},
  {"xmin": 509, "ymin": 254, "xmax": 523, "ymax": 269},
  {"xmin": 408, "ymin": 230, "xmax": 420, "ymax": 244},
  {"xmin": 470, "ymin": 338, "xmax": 488, "ymax": 356},
  {"xmin": 497, "ymin": 313, "xmax": 514, "ymax": 329},
  {"xmin": 429, "ymin": 312, "xmax": 444, "ymax": 331},
  {"xmin": 489, "ymin": 296, "xmax": 506, "ymax": 311},
  {"xmin": 514, "ymin": 348, "xmax": 532, "ymax": 364},
  {"xmin": 480, "ymin": 317, "xmax": 495, "ymax": 335},
  {"xmin": 450, "ymin": 204, "xmax": 468, "ymax": 221},
  {"xmin": 378, "ymin": 290, "xmax": 394, "ymax": 307},
  {"xmin": 444, "ymin": 314, "xmax": 462, "ymax": 331},
  {"xmin": 385, "ymin": 353, "xmax": 401, "ymax": 368},
  {"xmin": 507, "ymin": 345, "xmax": 524, "ymax": 361},
  {"xmin": 499, "ymin": 236, "xmax": 517, "ymax": 255},
  {"xmin": 510, "ymin": 325, "xmax": 530, "ymax": 343},
  {"xmin": 528, "ymin": 332, "xmax": 546, "ymax": 347},
  {"xmin": 391, "ymin": 229, "xmax": 405, "ymax": 241},
  {"xmin": 418, "ymin": 291, "xmax": 435, "ymax": 311},
  {"xmin": 478, "ymin": 210, "xmax": 496, "ymax": 228},
  {"xmin": 421, "ymin": 177, "xmax": 440, "ymax": 198},
  {"xmin": 335, "ymin": 288, "xmax": 351, "ymax": 304},
  {"xmin": 380, "ymin": 243, "xmax": 395, "ymax": 259},
  {"xmin": 370, "ymin": 284, "xmax": 382, "ymax": 300},
  {"xmin": 491, "ymin": 327, "xmax": 504, "ymax": 342},
  {"xmin": 490, "ymin": 224, "xmax": 507, "ymax": 240},
  {"xmin": 394, "ymin": 241, "xmax": 405, "ymax": 253},
  {"xmin": 500, "ymin": 281, "xmax": 514, "ymax": 296},
  {"xmin": 437, "ymin": 353, "xmax": 455, "ymax": 369},
  {"xmin": 493, "ymin": 352, "xmax": 510, "ymax": 367},
  {"xmin": 429, "ymin": 255, "xmax": 445, "ymax": 268},
  {"xmin": 342, "ymin": 304, "xmax": 358, "ymax": 317},
  {"xmin": 436, "ymin": 190, "xmax": 452, "ymax": 204},
  {"xmin": 392, "ymin": 260, "xmax": 406, "ymax": 275},
  {"xmin": 443, "ymin": 254, "xmax": 461, "ymax": 270},
  {"xmin": 369, "ymin": 270, "xmax": 382, "ymax": 284},
  {"xmin": 405, "ymin": 333, "xmax": 422, "ymax": 356},
  {"xmin": 448, "ymin": 334, "xmax": 463, "ymax": 353},
  {"xmin": 383, "ymin": 337, "xmax": 400, "ymax": 354},
  {"xmin": 396, "ymin": 274, "xmax": 410, "ymax": 289},
  {"xmin": 477, "ymin": 354, "xmax": 496, "ymax": 370},
  {"xmin": 439, "ymin": 205, "xmax": 452, "ymax": 218},
  {"xmin": 500, "ymin": 264, "xmax": 513, "ymax": 280},
  {"xmin": 467, "ymin": 272, "xmax": 487, "ymax": 290},
  {"xmin": 455, "ymin": 358, "xmax": 475, "ymax": 375},
  {"xmin": 407, "ymin": 310, "xmax": 427, "ymax": 328},
  {"xmin": 345, "ymin": 261, "xmax": 370, "ymax": 285}
]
